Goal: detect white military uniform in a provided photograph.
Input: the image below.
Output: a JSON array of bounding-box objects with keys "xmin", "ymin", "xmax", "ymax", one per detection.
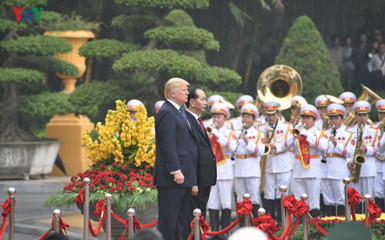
[
  {"xmin": 322, "ymin": 125, "xmax": 354, "ymax": 206},
  {"xmin": 262, "ymin": 120, "xmax": 294, "ymax": 199},
  {"xmin": 346, "ymin": 123, "xmax": 379, "ymax": 197},
  {"xmin": 207, "ymin": 125, "xmax": 234, "ymax": 210},
  {"xmin": 292, "ymin": 125, "xmax": 328, "ymax": 210},
  {"xmin": 371, "ymin": 121, "xmax": 385, "ymax": 199},
  {"xmin": 230, "ymin": 125, "xmax": 265, "ymax": 204}
]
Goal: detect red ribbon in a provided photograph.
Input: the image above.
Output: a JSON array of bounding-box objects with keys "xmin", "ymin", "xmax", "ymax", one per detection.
[
  {"xmin": 94, "ymin": 199, "xmax": 106, "ymax": 217},
  {"xmin": 366, "ymin": 199, "xmax": 383, "ymax": 226},
  {"xmin": 1, "ymin": 198, "xmax": 15, "ymax": 217},
  {"xmin": 252, "ymin": 213, "xmax": 279, "ymax": 236},
  {"xmin": 51, "ymin": 216, "xmax": 69, "ymax": 233},
  {"xmin": 189, "ymin": 216, "xmax": 210, "ymax": 234},
  {"xmin": 309, "ymin": 218, "xmax": 328, "ymax": 236},
  {"xmin": 204, "ymin": 217, "xmax": 240, "ymax": 236},
  {"xmin": 236, "ymin": 198, "xmax": 253, "ymax": 215},
  {"xmin": 347, "ymin": 187, "xmax": 362, "ymax": 221},
  {"xmin": 296, "ymin": 199, "xmax": 310, "ymax": 217},
  {"xmin": 73, "ymin": 188, "xmax": 85, "ymax": 206},
  {"xmin": 282, "ymin": 196, "xmax": 298, "ymax": 215}
]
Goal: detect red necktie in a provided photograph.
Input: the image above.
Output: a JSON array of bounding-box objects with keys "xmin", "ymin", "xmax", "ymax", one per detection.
[{"xmin": 197, "ymin": 117, "xmax": 205, "ymax": 133}]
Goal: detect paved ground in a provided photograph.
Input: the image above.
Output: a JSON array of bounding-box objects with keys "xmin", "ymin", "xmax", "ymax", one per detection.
[
  {"xmin": 0, "ymin": 176, "xmax": 105, "ymax": 240},
  {"xmin": 0, "ymin": 176, "xmax": 241, "ymax": 240}
]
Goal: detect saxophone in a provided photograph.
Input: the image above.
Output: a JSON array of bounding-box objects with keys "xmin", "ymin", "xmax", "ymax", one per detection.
[
  {"xmin": 260, "ymin": 125, "xmax": 274, "ymax": 192},
  {"xmin": 351, "ymin": 124, "xmax": 366, "ymax": 183}
]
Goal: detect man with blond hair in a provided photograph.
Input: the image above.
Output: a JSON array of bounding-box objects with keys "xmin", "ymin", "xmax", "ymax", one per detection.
[{"xmin": 153, "ymin": 78, "xmax": 199, "ymax": 240}]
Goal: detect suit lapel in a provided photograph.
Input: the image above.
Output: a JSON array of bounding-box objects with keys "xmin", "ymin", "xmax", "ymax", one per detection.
[
  {"xmin": 165, "ymin": 101, "xmax": 194, "ymax": 135},
  {"xmin": 186, "ymin": 111, "xmax": 211, "ymax": 146}
]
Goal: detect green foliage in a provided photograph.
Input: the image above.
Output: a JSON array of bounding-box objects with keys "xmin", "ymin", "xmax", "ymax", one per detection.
[
  {"xmin": 115, "ymin": 0, "xmax": 209, "ymax": 9},
  {"xmin": 18, "ymin": 92, "xmax": 74, "ymax": 130},
  {"xmin": 68, "ymin": 80, "xmax": 129, "ymax": 123},
  {"xmin": 19, "ymin": 56, "xmax": 79, "ymax": 76},
  {"xmin": 0, "ymin": 19, "xmax": 28, "ymax": 33},
  {"xmin": 0, "ymin": 35, "xmax": 72, "ymax": 55},
  {"xmin": 275, "ymin": 15, "xmax": 343, "ymax": 101},
  {"xmin": 197, "ymin": 65, "xmax": 242, "ymax": 88},
  {"xmin": 3, "ymin": 0, "xmax": 47, "ymax": 7},
  {"xmin": 144, "ymin": 26, "xmax": 220, "ymax": 51},
  {"xmin": 0, "ymin": 67, "xmax": 44, "ymax": 85},
  {"xmin": 38, "ymin": 11, "xmax": 99, "ymax": 31},
  {"xmin": 163, "ymin": 9, "xmax": 195, "ymax": 27},
  {"xmin": 111, "ymin": 15, "xmax": 155, "ymax": 30},
  {"xmin": 79, "ymin": 39, "xmax": 140, "ymax": 60},
  {"xmin": 113, "ymin": 49, "xmax": 203, "ymax": 79},
  {"xmin": 201, "ymin": 90, "xmax": 243, "ymax": 120},
  {"xmin": 45, "ymin": 188, "xmax": 157, "ymax": 212}
]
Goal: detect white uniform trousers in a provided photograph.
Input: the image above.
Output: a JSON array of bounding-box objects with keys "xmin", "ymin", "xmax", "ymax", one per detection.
[
  {"xmin": 351, "ymin": 177, "xmax": 375, "ymax": 198},
  {"xmin": 263, "ymin": 171, "xmax": 291, "ymax": 200},
  {"xmin": 207, "ymin": 180, "xmax": 233, "ymax": 210},
  {"xmin": 234, "ymin": 177, "xmax": 260, "ymax": 204},
  {"xmin": 292, "ymin": 178, "xmax": 320, "ymax": 210},
  {"xmin": 375, "ymin": 172, "xmax": 384, "ymax": 198},
  {"xmin": 322, "ymin": 179, "xmax": 345, "ymax": 205}
]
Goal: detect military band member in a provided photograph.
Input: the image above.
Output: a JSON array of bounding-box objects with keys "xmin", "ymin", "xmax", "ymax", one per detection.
[
  {"xmin": 346, "ymin": 101, "xmax": 379, "ymax": 211},
  {"xmin": 207, "ymin": 103, "xmax": 233, "ymax": 239},
  {"xmin": 127, "ymin": 99, "xmax": 145, "ymax": 121},
  {"xmin": 339, "ymin": 91, "xmax": 357, "ymax": 113},
  {"xmin": 372, "ymin": 99, "xmax": 385, "ymax": 211},
  {"xmin": 288, "ymin": 96, "xmax": 308, "ymax": 195},
  {"xmin": 290, "ymin": 104, "xmax": 328, "ymax": 217},
  {"xmin": 322, "ymin": 104, "xmax": 354, "ymax": 216},
  {"xmin": 229, "ymin": 95, "xmax": 254, "ymax": 130},
  {"xmin": 314, "ymin": 95, "xmax": 329, "ymax": 130},
  {"xmin": 155, "ymin": 100, "xmax": 165, "ymax": 113},
  {"xmin": 230, "ymin": 103, "xmax": 265, "ymax": 217},
  {"xmin": 290, "ymin": 96, "xmax": 308, "ymax": 125},
  {"xmin": 261, "ymin": 102, "xmax": 294, "ymax": 222},
  {"xmin": 203, "ymin": 95, "xmax": 225, "ymax": 127}
]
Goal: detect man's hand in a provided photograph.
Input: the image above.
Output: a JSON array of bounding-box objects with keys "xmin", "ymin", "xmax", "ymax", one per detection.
[
  {"xmin": 269, "ymin": 142, "xmax": 276, "ymax": 150},
  {"xmin": 347, "ymin": 161, "xmax": 353, "ymax": 171},
  {"xmin": 173, "ymin": 171, "xmax": 185, "ymax": 184},
  {"xmin": 359, "ymin": 142, "xmax": 367, "ymax": 154},
  {"xmin": 241, "ymin": 132, "xmax": 248, "ymax": 144},
  {"xmin": 191, "ymin": 185, "xmax": 198, "ymax": 196},
  {"xmin": 329, "ymin": 136, "xmax": 337, "ymax": 146}
]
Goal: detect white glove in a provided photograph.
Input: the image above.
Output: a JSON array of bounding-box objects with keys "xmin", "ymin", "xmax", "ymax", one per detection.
[
  {"xmin": 300, "ymin": 128, "xmax": 309, "ymax": 137},
  {"xmin": 211, "ymin": 128, "xmax": 220, "ymax": 137}
]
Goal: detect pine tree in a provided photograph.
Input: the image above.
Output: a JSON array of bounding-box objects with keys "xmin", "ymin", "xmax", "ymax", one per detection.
[
  {"xmin": 275, "ymin": 15, "xmax": 343, "ymax": 102},
  {"xmin": 77, "ymin": 0, "xmax": 242, "ymax": 115}
]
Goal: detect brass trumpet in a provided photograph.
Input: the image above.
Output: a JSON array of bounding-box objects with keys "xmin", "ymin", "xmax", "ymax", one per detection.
[
  {"xmin": 205, "ymin": 122, "xmax": 218, "ymax": 135},
  {"xmin": 293, "ymin": 123, "xmax": 307, "ymax": 138}
]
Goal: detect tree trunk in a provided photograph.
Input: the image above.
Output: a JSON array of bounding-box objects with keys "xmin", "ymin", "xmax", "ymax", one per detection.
[{"xmin": 0, "ymin": 82, "xmax": 36, "ymax": 142}]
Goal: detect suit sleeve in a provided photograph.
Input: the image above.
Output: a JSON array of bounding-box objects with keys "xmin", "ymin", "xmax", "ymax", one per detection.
[{"xmin": 157, "ymin": 111, "xmax": 180, "ymax": 173}]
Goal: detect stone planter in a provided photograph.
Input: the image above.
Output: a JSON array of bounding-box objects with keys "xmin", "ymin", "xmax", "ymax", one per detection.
[
  {"xmin": 0, "ymin": 139, "xmax": 61, "ymax": 180},
  {"xmin": 44, "ymin": 30, "xmax": 95, "ymax": 94},
  {"xmin": 78, "ymin": 203, "xmax": 158, "ymax": 240}
]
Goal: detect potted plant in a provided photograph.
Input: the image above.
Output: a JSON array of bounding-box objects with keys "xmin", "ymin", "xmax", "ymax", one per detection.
[
  {"xmin": 0, "ymin": 1, "xmax": 81, "ymax": 179},
  {"xmin": 45, "ymin": 100, "xmax": 157, "ymax": 239},
  {"xmin": 40, "ymin": 11, "xmax": 99, "ymax": 93}
]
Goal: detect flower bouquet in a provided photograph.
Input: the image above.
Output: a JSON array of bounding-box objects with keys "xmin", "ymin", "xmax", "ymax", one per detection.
[{"xmin": 45, "ymin": 100, "xmax": 157, "ymax": 212}]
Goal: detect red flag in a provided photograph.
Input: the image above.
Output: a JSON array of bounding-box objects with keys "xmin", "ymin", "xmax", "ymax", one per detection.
[
  {"xmin": 210, "ymin": 135, "xmax": 226, "ymax": 165},
  {"xmin": 297, "ymin": 136, "xmax": 310, "ymax": 169}
]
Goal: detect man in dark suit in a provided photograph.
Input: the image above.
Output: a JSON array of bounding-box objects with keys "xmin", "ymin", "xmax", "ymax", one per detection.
[
  {"xmin": 185, "ymin": 87, "xmax": 217, "ymax": 224},
  {"xmin": 153, "ymin": 78, "xmax": 199, "ymax": 240}
]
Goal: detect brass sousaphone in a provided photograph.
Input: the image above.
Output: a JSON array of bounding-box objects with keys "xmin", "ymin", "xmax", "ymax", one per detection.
[
  {"xmin": 257, "ymin": 65, "xmax": 302, "ymax": 192},
  {"xmin": 343, "ymin": 84, "xmax": 382, "ymax": 127}
]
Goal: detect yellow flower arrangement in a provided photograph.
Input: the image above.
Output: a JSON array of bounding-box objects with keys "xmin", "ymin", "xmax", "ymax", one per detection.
[
  {"xmin": 81, "ymin": 100, "xmax": 155, "ymax": 167},
  {"xmin": 46, "ymin": 100, "xmax": 157, "ymax": 212}
]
